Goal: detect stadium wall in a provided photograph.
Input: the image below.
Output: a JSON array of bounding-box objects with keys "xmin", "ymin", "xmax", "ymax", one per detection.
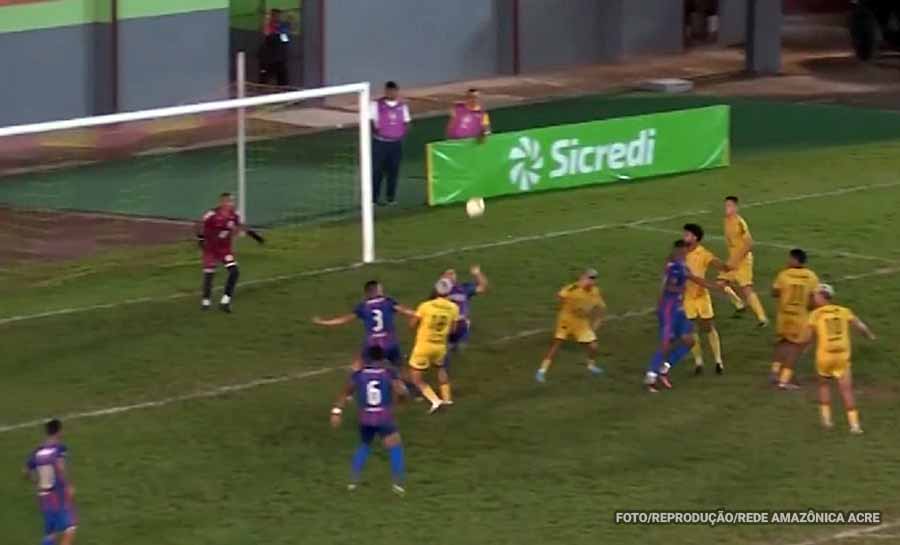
[{"xmin": 0, "ymin": 0, "xmax": 228, "ymax": 125}]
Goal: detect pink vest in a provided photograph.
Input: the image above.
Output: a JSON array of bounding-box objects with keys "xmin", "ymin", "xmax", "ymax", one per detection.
[
  {"xmin": 447, "ymin": 102, "xmax": 485, "ymax": 139},
  {"xmin": 375, "ymin": 99, "xmax": 408, "ymax": 141}
]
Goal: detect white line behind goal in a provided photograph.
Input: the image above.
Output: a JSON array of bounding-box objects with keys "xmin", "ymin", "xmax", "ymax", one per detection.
[{"xmin": 0, "ymin": 68, "xmax": 375, "ymax": 263}]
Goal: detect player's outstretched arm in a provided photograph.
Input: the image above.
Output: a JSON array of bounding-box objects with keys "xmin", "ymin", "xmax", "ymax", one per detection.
[
  {"xmin": 851, "ymin": 317, "xmax": 877, "ymax": 340},
  {"xmin": 330, "ymin": 381, "xmax": 354, "ymax": 428},
  {"xmin": 243, "ymin": 227, "xmax": 265, "ymax": 245},
  {"xmin": 408, "ymin": 314, "xmax": 422, "ymax": 330},
  {"xmin": 687, "ymin": 272, "xmax": 716, "ymax": 292},
  {"xmin": 470, "ymin": 265, "xmax": 489, "ymax": 293},
  {"xmin": 394, "ymin": 304, "xmax": 417, "ymax": 318},
  {"xmin": 711, "ymin": 257, "xmax": 732, "ymax": 273},
  {"xmin": 313, "ymin": 314, "xmax": 356, "ymax": 327}
]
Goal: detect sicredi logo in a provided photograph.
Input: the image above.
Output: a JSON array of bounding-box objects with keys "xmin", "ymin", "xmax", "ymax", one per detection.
[
  {"xmin": 508, "ymin": 137, "xmax": 544, "ymax": 190},
  {"xmin": 507, "ymin": 129, "xmax": 657, "ymax": 191}
]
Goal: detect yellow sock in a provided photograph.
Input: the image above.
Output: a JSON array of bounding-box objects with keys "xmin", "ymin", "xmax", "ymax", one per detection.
[
  {"xmin": 847, "ymin": 409, "xmax": 860, "ymax": 430},
  {"xmin": 440, "ymin": 383, "xmax": 452, "ymax": 402},
  {"xmin": 771, "ymin": 361, "xmax": 782, "ymax": 374},
  {"xmin": 819, "ymin": 404, "xmax": 833, "ymax": 428},
  {"xmin": 746, "ymin": 292, "xmax": 768, "ymax": 323},
  {"xmin": 724, "ymin": 286, "xmax": 745, "ymax": 309},
  {"xmin": 707, "ymin": 329, "xmax": 722, "ymax": 365},
  {"xmin": 540, "ymin": 359, "xmax": 553, "ymax": 372},
  {"xmin": 778, "ymin": 367, "xmax": 793, "ymax": 385},
  {"xmin": 420, "ymin": 384, "xmax": 441, "ymax": 405},
  {"xmin": 691, "ymin": 333, "xmax": 703, "ymax": 365}
]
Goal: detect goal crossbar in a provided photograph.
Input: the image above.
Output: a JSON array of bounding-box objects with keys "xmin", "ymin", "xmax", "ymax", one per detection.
[{"xmin": 0, "ymin": 81, "xmax": 376, "ymax": 263}]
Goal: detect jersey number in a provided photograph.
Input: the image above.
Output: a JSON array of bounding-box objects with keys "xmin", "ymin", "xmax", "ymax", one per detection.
[
  {"xmin": 787, "ymin": 284, "xmax": 807, "ymax": 306},
  {"xmin": 365, "ymin": 380, "xmax": 382, "ymax": 406},
  {"xmin": 428, "ymin": 314, "xmax": 449, "ymax": 332},
  {"xmin": 371, "ymin": 309, "xmax": 384, "ymax": 333},
  {"xmin": 825, "ymin": 317, "xmax": 844, "ymax": 340},
  {"xmin": 36, "ymin": 465, "xmax": 56, "ymax": 492}
]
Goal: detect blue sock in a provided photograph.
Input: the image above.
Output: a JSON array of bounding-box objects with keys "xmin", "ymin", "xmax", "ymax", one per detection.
[
  {"xmin": 388, "ymin": 444, "xmax": 405, "ymax": 483},
  {"xmin": 648, "ymin": 350, "xmax": 665, "ymax": 373},
  {"xmin": 350, "ymin": 444, "xmax": 371, "ymax": 482},
  {"xmin": 42, "ymin": 536, "xmax": 54, "ymax": 545},
  {"xmin": 668, "ymin": 342, "xmax": 692, "ymax": 368}
]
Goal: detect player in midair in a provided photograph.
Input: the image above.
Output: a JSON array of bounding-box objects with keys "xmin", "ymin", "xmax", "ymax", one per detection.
[
  {"xmin": 536, "ymin": 268, "xmax": 606, "ymax": 383},
  {"xmin": 313, "ymin": 280, "xmax": 416, "ymax": 369},
  {"xmin": 718, "ymin": 196, "xmax": 769, "ymax": 326},
  {"xmin": 682, "ymin": 223, "xmax": 730, "ymax": 375},
  {"xmin": 330, "ymin": 346, "xmax": 407, "ymax": 495},
  {"xmin": 770, "ymin": 249, "xmax": 819, "ymax": 389},
  {"xmin": 441, "ymin": 264, "xmax": 489, "ymax": 367},
  {"xmin": 644, "ymin": 241, "xmax": 712, "ymax": 392},
  {"xmin": 806, "ymin": 284, "xmax": 875, "ymax": 433},
  {"xmin": 408, "ymin": 278, "xmax": 460, "ymax": 412},
  {"xmin": 196, "ymin": 192, "xmax": 264, "ymax": 313},
  {"xmin": 25, "ymin": 419, "xmax": 77, "ymax": 545}
]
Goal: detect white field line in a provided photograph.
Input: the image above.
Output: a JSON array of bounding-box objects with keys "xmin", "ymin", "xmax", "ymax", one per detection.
[
  {"xmin": 628, "ymin": 224, "xmax": 899, "ymax": 265},
  {"xmin": 3, "ymin": 182, "xmax": 899, "ymax": 328},
  {"xmin": 3, "ymin": 265, "xmax": 900, "ymax": 436},
  {"xmin": 783, "ymin": 521, "xmax": 900, "ymax": 545}
]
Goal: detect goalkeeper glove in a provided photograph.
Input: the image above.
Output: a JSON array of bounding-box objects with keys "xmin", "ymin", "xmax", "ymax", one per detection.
[{"xmin": 246, "ymin": 229, "xmax": 265, "ymax": 245}]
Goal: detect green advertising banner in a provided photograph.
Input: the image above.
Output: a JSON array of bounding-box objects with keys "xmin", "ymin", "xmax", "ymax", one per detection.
[{"xmin": 426, "ymin": 106, "xmax": 730, "ymax": 206}]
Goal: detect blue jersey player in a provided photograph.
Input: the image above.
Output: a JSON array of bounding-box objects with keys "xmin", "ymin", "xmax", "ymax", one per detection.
[
  {"xmin": 644, "ymin": 241, "xmax": 709, "ymax": 393},
  {"xmin": 440, "ymin": 265, "xmax": 488, "ymax": 370},
  {"xmin": 314, "ymin": 280, "xmax": 415, "ymax": 369},
  {"xmin": 24, "ymin": 419, "xmax": 77, "ymax": 545},
  {"xmin": 330, "ymin": 346, "xmax": 407, "ymax": 495}
]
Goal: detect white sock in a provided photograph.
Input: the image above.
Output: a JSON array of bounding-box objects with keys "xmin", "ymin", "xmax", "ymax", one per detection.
[
  {"xmin": 220, "ymin": 295, "xmax": 231, "ymax": 305},
  {"xmin": 202, "ymin": 298, "xmax": 211, "ymax": 307}
]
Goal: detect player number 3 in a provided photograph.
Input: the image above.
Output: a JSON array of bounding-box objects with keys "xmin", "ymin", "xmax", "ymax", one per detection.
[{"xmin": 366, "ymin": 380, "xmax": 382, "ymax": 406}]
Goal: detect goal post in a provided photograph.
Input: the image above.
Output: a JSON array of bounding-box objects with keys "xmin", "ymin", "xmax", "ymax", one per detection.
[{"xmin": 0, "ymin": 77, "xmax": 375, "ymax": 264}]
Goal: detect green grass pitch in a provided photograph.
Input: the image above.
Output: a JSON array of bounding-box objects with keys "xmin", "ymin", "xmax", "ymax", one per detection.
[{"xmin": 2, "ymin": 95, "xmax": 900, "ymax": 545}]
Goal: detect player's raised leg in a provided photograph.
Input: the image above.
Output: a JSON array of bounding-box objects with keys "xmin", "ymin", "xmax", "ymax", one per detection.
[{"xmin": 537, "ymin": 339, "xmax": 562, "ymax": 383}]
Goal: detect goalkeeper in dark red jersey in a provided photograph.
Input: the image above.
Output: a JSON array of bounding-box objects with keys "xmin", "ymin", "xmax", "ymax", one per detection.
[{"xmin": 196, "ymin": 192, "xmax": 264, "ymax": 313}]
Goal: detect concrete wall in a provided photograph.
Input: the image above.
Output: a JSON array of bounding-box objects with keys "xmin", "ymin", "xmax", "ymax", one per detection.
[
  {"xmin": 621, "ymin": 0, "xmax": 683, "ymax": 56},
  {"xmin": 0, "ymin": 24, "xmax": 102, "ymax": 125},
  {"xmin": 320, "ymin": 0, "xmax": 500, "ymax": 86},
  {"xmin": 118, "ymin": 9, "xmax": 230, "ymax": 110},
  {"xmin": 518, "ymin": 0, "xmax": 622, "ymax": 71}
]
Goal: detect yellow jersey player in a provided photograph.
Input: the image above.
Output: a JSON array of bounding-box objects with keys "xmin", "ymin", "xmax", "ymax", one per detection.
[
  {"xmin": 536, "ymin": 269, "xmax": 606, "ymax": 383},
  {"xmin": 682, "ymin": 224, "xmax": 730, "ymax": 375},
  {"xmin": 719, "ymin": 195, "xmax": 769, "ymax": 326},
  {"xmin": 408, "ymin": 278, "xmax": 460, "ymax": 414},
  {"xmin": 770, "ymin": 249, "xmax": 819, "ymax": 389},
  {"xmin": 807, "ymin": 284, "xmax": 875, "ymax": 434}
]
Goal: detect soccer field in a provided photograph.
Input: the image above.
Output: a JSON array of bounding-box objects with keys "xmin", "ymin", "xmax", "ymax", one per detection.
[{"xmin": 3, "ymin": 94, "xmax": 900, "ymax": 545}]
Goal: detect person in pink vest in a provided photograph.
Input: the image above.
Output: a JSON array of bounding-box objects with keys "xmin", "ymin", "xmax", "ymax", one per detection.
[
  {"xmin": 370, "ymin": 81, "xmax": 411, "ymax": 206},
  {"xmin": 445, "ymin": 88, "xmax": 492, "ymax": 142}
]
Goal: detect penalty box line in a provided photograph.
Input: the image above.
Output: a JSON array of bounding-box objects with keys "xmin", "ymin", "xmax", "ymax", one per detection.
[
  {"xmin": 1, "ymin": 265, "xmax": 898, "ymax": 435},
  {"xmin": 1, "ymin": 180, "xmax": 899, "ymax": 329}
]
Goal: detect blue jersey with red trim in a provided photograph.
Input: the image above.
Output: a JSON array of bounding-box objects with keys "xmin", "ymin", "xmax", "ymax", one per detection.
[{"xmin": 354, "ymin": 296, "xmax": 398, "ymax": 348}]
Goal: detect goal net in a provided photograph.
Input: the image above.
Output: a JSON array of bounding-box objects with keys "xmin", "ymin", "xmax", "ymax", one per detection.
[{"xmin": 0, "ymin": 75, "xmax": 374, "ymax": 267}]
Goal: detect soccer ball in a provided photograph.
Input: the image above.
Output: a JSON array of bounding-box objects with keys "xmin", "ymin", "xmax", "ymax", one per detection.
[{"xmin": 466, "ymin": 197, "xmax": 485, "ymax": 218}]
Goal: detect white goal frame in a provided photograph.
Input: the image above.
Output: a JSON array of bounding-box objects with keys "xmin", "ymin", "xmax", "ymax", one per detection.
[{"xmin": 0, "ymin": 68, "xmax": 375, "ymax": 263}]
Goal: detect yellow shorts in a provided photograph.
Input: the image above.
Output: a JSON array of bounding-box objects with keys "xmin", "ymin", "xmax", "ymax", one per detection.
[
  {"xmin": 776, "ymin": 314, "xmax": 808, "ymax": 344},
  {"xmin": 684, "ymin": 293, "xmax": 714, "ymax": 320},
  {"xmin": 816, "ymin": 356, "xmax": 850, "ymax": 379},
  {"xmin": 718, "ymin": 256, "xmax": 754, "ymax": 287},
  {"xmin": 554, "ymin": 319, "xmax": 596, "ymax": 343},
  {"xmin": 408, "ymin": 344, "xmax": 447, "ymax": 371}
]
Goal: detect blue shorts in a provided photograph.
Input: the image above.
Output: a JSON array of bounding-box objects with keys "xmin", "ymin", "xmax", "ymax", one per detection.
[
  {"xmin": 448, "ymin": 319, "xmax": 470, "ymax": 346},
  {"xmin": 42, "ymin": 507, "xmax": 75, "ymax": 536},
  {"xmin": 359, "ymin": 423, "xmax": 398, "ymax": 444},
  {"xmin": 658, "ymin": 303, "xmax": 693, "ymax": 341},
  {"xmin": 361, "ymin": 343, "xmax": 403, "ymax": 366}
]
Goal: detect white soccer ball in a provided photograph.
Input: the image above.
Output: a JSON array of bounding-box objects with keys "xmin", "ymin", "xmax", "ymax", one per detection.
[{"xmin": 466, "ymin": 197, "xmax": 485, "ymax": 218}]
